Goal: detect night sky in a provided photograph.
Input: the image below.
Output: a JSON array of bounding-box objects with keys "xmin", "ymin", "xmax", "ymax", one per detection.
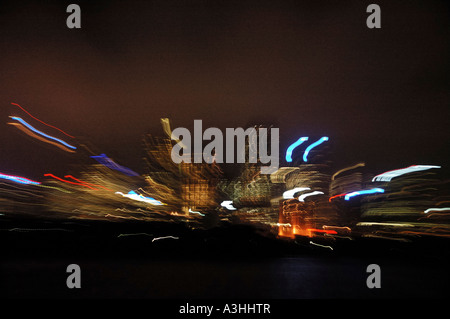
[{"xmin": 1, "ymin": 0, "xmax": 449, "ymax": 180}]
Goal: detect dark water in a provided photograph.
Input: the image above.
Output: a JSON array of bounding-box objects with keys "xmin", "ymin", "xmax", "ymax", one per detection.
[
  {"xmin": 3, "ymin": 256, "xmax": 449, "ymax": 299},
  {"xmin": 2, "ymin": 255, "xmax": 448, "ymax": 299},
  {"xmin": 1, "ymin": 218, "xmax": 449, "ymax": 299}
]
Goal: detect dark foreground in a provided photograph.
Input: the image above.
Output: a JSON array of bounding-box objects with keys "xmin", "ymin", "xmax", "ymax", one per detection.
[{"xmin": 1, "ymin": 217, "xmax": 449, "ymax": 299}]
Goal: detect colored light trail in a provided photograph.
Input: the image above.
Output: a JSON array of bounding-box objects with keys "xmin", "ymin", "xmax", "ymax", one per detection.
[
  {"xmin": 307, "ymin": 228, "xmax": 338, "ymax": 235},
  {"xmin": 372, "ymin": 165, "xmax": 441, "ymax": 182},
  {"xmin": 309, "ymin": 241, "xmax": 333, "ymax": 250},
  {"xmin": 282, "ymin": 187, "xmax": 310, "ymax": 199},
  {"xmin": 64, "ymin": 175, "xmax": 113, "ymax": 191},
  {"xmin": 189, "ymin": 208, "xmax": 205, "ymax": 216},
  {"xmin": 9, "ymin": 116, "xmax": 77, "ymax": 150},
  {"xmin": 344, "ymin": 188, "xmax": 384, "ymax": 200},
  {"xmin": 91, "ymin": 154, "xmax": 139, "ymax": 177},
  {"xmin": 331, "ymin": 163, "xmax": 365, "ymax": 180},
  {"xmin": 424, "ymin": 207, "xmax": 450, "ymax": 214},
  {"xmin": 116, "ymin": 190, "xmax": 164, "ymax": 205},
  {"xmin": 285, "ymin": 137, "xmax": 308, "ymax": 162},
  {"xmin": 328, "ymin": 193, "xmax": 347, "ymax": 202},
  {"xmin": 303, "ymin": 136, "xmax": 329, "ymax": 162},
  {"xmin": 152, "ymin": 236, "xmax": 179, "ymax": 242},
  {"xmin": 35, "ymin": 183, "xmax": 72, "ymax": 193},
  {"xmin": 357, "ymin": 222, "xmax": 414, "ymax": 227},
  {"xmin": 221, "ymin": 200, "xmax": 237, "ymax": 210},
  {"xmin": 11, "ymin": 102, "xmax": 75, "ymax": 138},
  {"xmin": 8, "ymin": 122, "xmax": 76, "ymax": 153},
  {"xmin": 298, "ymin": 191, "xmax": 324, "ymax": 202},
  {"xmin": 44, "ymin": 174, "xmax": 98, "ymax": 190},
  {"xmin": 0, "ymin": 172, "xmax": 41, "ymax": 185}
]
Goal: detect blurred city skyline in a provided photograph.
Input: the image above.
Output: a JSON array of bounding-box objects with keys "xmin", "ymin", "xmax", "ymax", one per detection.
[{"xmin": 1, "ymin": 0, "xmax": 449, "ymax": 180}]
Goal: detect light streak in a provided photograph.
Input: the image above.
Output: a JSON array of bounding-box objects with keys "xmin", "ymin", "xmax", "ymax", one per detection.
[
  {"xmin": 35, "ymin": 184, "xmax": 72, "ymax": 193},
  {"xmin": 11, "ymin": 102, "xmax": 75, "ymax": 138},
  {"xmin": 0, "ymin": 172, "xmax": 41, "ymax": 185},
  {"xmin": 332, "ymin": 163, "xmax": 365, "ymax": 180},
  {"xmin": 189, "ymin": 208, "xmax": 205, "ymax": 216},
  {"xmin": 357, "ymin": 222, "xmax": 414, "ymax": 227},
  {"xmin": 44, "ymin": 174, "xmax": 98, "ymax": 190},
  {"xmin": 8, "ymin": 122, "xmax": 76, "ymax": 153},
  {"xmin": 0, "ymin": 188, "xmax": 34, "ymax": 198},
  {"xmin": 307, "ymin": 228, "xmax": 338, "ymax": 235},
  {"xmin": 64, "ymin": 175, "xmax": 113, "ymax": 191},
  {"xmin": 161, "ymin": 117, "xmax": 186, "ymax": 148},
  {"xmin": 104, "ymin": 214, "xmax": 141, "ymax": 220},
  {"xmin": 152, "ymin": 236, "xmax": 179, "ymax": 242},
  {"xmin": 115, "ymin": 190, "xmax": 164, "ymax": 205},
  {"xmin": 344, "ymin": 188, "xmax": 384, "ymax": 200},
  {"xmin": 9, "ymin": 116, "xmax": 76, "ymax": 150},
  {"xmin": 0, "ymin": 184, "xmax": 41, "ymax": 198},
  {"xmin": 91, "ymin": 154, "xmax": 139, "ymax": 177},
  {"xmin": 220, "ymin": 200, "xmax": 237, "ymax": 210},
  {"xmin": 298, "ymin": 190, "xmax": 324, "ymax": 202},
  {"xmin": 328, "ymin": 193, "xmax": 347, "ymax": 202},
  {"xmin": 323, "ymin": 226, "xmax": 351, "ymax": 233},
  {"xmin": 282, "ymin": 187, "xmax": 310, "ymax": 199},
  {"xmin": 424, "ymin": 207, "xmax": 450, "ymax": 214},
  {"xmin": 276, "ymin": 223, "xmax": 292, "ymax": 227},
  {"xmin": 372, "ymin": 165, "xmax": 441, "ymax": 182},
  {"xmin": 285, "ymin": 137, "xmax": 308, "ymax": 162},
  {"xmin": 309, "ymin": 241, "xmax": 333, "ymax": 250},
  {"xmin": 303, "ymin": 136, "xmax": 329, "ymax": 162}
]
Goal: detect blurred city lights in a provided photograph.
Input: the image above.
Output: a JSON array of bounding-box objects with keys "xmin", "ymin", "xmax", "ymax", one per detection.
[{"xmin": 372, "ymin": 165, "xmax": 441, "ymax": 182}]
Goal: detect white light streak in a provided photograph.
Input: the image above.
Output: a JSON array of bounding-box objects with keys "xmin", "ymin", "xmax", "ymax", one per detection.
[
  {"xmin": 221, "ymin": 200, "xmax": 237, "ymax": 210},
  {"xmin": 298, "ymin": 191, "xmax": 324, "ymax": 202},
  {"xmin": 372, "ymin": 165, "xmax": 441, "ymax": 182},
  {"xmin": 282, "ymin": 187, "xmax": 310, "ymax": 199},
  {"xmin": 424, "ymin": 207, "xmax": 450, "ymax": 214}
]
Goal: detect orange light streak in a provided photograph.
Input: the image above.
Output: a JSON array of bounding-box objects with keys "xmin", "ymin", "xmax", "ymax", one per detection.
[
  {"xmin": 8, "ymin": 122, "xmax": 76, "ymax": 153},
  {"xmin": 328, "ymin": 193, "xmax": 346, "ymax": 202}
]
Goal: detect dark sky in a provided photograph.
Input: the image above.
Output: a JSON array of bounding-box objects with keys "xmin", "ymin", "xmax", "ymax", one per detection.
[{"xmin": 1, "ymin": 0, "xmax": 449, "ymax": 180}]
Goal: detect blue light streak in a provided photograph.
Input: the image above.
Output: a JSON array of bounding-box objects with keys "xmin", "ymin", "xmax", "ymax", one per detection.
[
  {"xmin": 91, "ymin": 154, "xmax": 139, "ymax": 177},
  {"xmin": 0, "ymin": 172, "xmax": 41, "ymax": 185},
  {"xmin": 116, "ymin": 190, "xmax": 164, "ymax": 205},
  {"xmin": 10, "ymin": 117, "xmax": 77, "ymax": 150},
  {"xmin": 344, "ymin": 188, "xmax": 384, "ymax": 200},
  {"xmin": 303, "ymin": 136, "xmax": 329, "ymax": 162},
  {"xmin": 285, "ymin": 137, "xmax": 308, "ymax": 162}
]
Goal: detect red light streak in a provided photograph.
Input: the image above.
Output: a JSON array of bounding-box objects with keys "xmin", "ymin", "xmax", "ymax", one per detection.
[
  {"xmin": 307, "ymin": 228, "xmax": 338, "ymax": 235},
  {"xmin": 11, "ymin": 102, "xmax": 75, "ymax": 138},
  {"xmin": 64, "ymin": 175, "xmax": 113, "ymax": 191},
  {"xmin": 44, "ymin": 174, "xmax": 98, "ymax": 190},
  {"xmin": 329, "ymin": 193, "xmax": 346, "ymax": 202}
]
